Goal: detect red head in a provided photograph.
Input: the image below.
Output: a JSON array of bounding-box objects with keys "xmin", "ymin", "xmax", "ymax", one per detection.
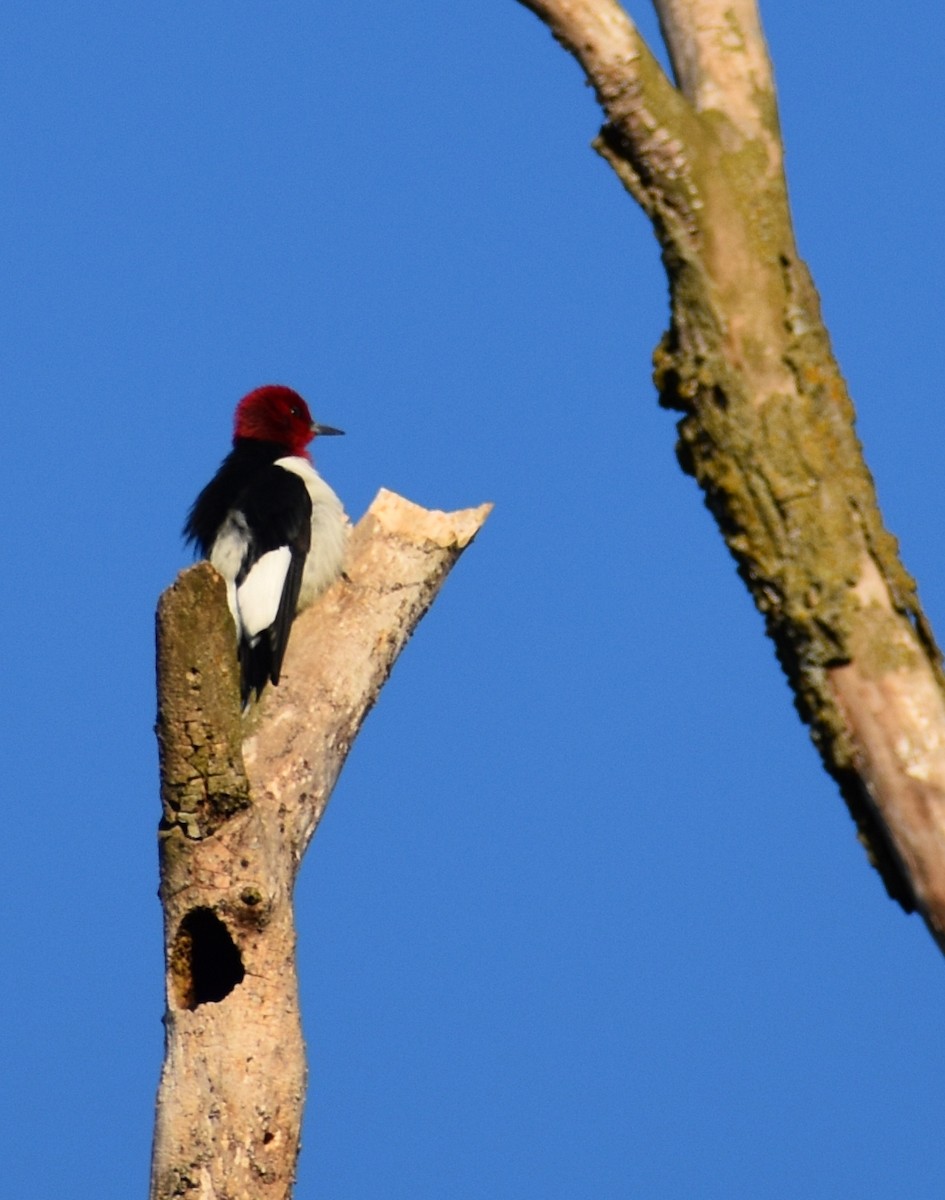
[{"xmin": 233, "ymin": 385, "xmax": 344, "ymax": 457}]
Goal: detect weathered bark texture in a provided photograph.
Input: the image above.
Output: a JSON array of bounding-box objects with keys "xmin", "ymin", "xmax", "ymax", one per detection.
[
  {"xmin": 518, "ymin": 0, "xmax": 945, "ymax": 944},
  {"xmin": 151, "ymin": 489, "xmax": 491, "ymax": 1200}
]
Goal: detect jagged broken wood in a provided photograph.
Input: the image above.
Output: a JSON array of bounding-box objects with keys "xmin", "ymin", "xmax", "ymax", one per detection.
[
  {"xmin": 518, "ymin": 0, "xmax": 945, "ymax": 948},
  {"xmin": 151, "ymin": 488, "xmax": 491, "ymax": 1200}
]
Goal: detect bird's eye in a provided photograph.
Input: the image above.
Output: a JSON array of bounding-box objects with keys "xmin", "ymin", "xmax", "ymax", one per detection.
[{"xmin": 290, "ymin": 405, "xmax": 302, "ymax": 418}]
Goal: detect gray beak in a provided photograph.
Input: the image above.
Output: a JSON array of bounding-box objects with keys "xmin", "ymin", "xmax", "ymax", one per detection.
[{"xmin": 312, "ymin": 423, "xmax": 345, "ymax": 436}]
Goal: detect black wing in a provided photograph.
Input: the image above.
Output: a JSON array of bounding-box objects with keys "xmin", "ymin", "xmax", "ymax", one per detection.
[
  {"xmin": 183, "ymin": 439, "xmax": 291, "ymax": 554},
  {"xmin": 234, "ymin": 464, "xmax": 312, "ymax": 703}
]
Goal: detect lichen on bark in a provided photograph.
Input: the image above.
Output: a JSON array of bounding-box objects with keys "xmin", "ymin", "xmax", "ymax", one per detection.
[
  {"xmin": 155, "ymin": 564, "xmax": 250, "ymax": 841},
  {"xmin": 564, "ymin": 5, "xmax": 942, "ymax": 910}
]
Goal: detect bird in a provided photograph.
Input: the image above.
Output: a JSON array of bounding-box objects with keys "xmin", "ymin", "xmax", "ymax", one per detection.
[{"xmin": 184, "ymin": 385, "xmax": 348, "ymax": 707}]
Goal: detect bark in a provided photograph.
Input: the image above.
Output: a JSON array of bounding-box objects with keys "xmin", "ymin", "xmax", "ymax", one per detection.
[
  {"xmin": 518, "ymin": 0, "xmax": 945, "ymax": 944},
  {"xmin": 151, "ymin": 488, "xmax": 491, "ymax": 1200}
]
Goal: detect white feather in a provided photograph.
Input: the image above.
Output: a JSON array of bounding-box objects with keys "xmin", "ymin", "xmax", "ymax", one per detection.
[
  {"xmin": 209, "ymin": 513, "xmax": 251, "ymax": 631},
  {"xmin": 209, "ymin": 516, "xmax": 293, "ymax": 642},
  {"xmin": 209, "ymin": 456, "xmax": 348, "ymax": 651},
  {"xmin": 235, "ymin": 547, "xmax": 292, "ymax": 639}
]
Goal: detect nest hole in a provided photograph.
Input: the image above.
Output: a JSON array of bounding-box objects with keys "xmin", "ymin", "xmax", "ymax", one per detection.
[{"xmin": 171, "ymin": 906, "xmax": 245, "ymax": 1009}]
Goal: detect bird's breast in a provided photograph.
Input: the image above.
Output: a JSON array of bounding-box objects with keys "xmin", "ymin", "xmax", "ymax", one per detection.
[{"xmin": 274, "ymin": 456, "xmax": 349, "ymax": 609}]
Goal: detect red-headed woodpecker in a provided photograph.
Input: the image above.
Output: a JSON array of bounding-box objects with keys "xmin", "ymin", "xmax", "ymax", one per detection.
[{"xmin": 184, "ymin": 385, "xmax": 348, "ymax": 706}]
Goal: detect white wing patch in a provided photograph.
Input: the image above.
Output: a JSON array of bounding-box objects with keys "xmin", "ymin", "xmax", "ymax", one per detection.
[
  {"xmin": 235, "ymin": 547, "xmax": 292, "ymax": 640},
  {"xmin": 207, "ymin": 457, "xmax": 347, "ymax": 686}
]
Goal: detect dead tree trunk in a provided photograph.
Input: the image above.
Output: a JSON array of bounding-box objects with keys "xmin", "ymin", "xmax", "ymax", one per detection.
[
  {"xmin": 151, "ymin": 489, "xmax": 491, "ymax": 1200},
  {"xmin": 517, "ymin": 0, "xmax": 945, "ymax": 944}
]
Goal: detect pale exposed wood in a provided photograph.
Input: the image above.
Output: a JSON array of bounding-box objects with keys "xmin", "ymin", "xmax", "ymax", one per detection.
[
  {"xmin": 830, "ymin": 660, "xmax": 945, "ymax": 917},
  {"xmin": 654, "ymin": 0, "xmax": 775, "ymax": 138},
  {"xmin": 515, "ymin": 0, "xmax": 945, "ymax": 948},
  {"xmin": 151, "ymin": 489, "xmax": 491, "ymax": 1200},
  {"xmin": 517, "ymin": 0, "xmax": 652, "ymax": 88},
  {"xmin": 244, "ymin": 490, "xmax": 494, "ymax": 858},
  {"xmin": 828, "ymin": 556, "xmax": 945, "ymax": 927}
]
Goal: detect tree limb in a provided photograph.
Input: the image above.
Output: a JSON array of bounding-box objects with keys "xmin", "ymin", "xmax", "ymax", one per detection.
[
  {"xmin": 151, "ymin": 489, "xmax": 491, "ymax": 1200},
  {"xmin": 520, "ymin": 0, "xmax": 703, "ymax": 226},
  {"xmin": 654, "ymin": 0, "xmax": 775, "ymax": 136},
  {"xmin": 517, "ymin": 0, "xmax": 945, "ymax": 949}
]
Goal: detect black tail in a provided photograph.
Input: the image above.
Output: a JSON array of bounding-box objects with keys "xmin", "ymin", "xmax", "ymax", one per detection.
[{"xmin": 239, "ymin": 636, "xmax": 275, "ymax": 708}]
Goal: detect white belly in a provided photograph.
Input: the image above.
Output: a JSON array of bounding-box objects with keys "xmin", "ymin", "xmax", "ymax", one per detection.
[{"xmin": 275, "ymin": 455, "xmax": 349, "ymax": 609}]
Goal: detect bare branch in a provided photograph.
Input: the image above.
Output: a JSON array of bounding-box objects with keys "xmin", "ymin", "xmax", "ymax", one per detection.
[
  {"xmin": 654, "ymin": 0, "xmax": 775, "ymax": 134},
  {"xmin": 517, "ymin": 0, "xmax": 945, "ymax": 951},
  {"xmin": 519, "ymin": 0, "xmax": 702, "ymax": 219},
  {"xmin": 151, "ymin": 489, "xmax": 492, "ymax": 1200},
  {"xmin": 243, "ymin": 489, "xmax": 495, "ymax": 860},
  {"xmin": 826, "ymin": 554, "xmax": 945, "ymax": 925},
  {"xmin": 516, "ymin": 1, "xmax": 781, "ymax": 301},
  {"xmin": 518, "ymin": 0, "xmax": 659, "ymax": 92}
]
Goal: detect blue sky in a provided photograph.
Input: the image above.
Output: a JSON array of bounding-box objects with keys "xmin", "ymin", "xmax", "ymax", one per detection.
[{"xmin": 4, "ymin": 3, "xmax": 945, "ymax": 1196}]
